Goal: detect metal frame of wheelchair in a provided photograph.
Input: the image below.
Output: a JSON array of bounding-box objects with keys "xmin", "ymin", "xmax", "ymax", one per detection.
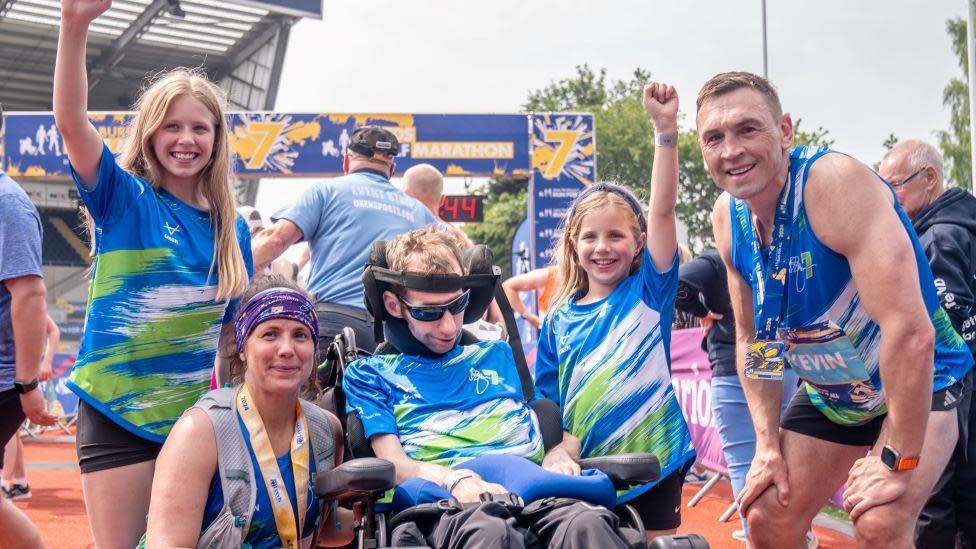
[{"xmin": 311, "ymin": 327, "xmax": 676, "ymax": 549}]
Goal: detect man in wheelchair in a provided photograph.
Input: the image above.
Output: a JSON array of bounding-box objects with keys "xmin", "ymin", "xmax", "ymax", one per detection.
[{"xmin": 342, "ymin": 226, "xmax": 651, "ymax": 548}]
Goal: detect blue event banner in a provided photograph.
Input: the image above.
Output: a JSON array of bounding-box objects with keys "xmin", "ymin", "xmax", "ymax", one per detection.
[
  {"xmin": 2, "ymin": 112, "xmax": 532, "ymax": 179},
  {"xmin": 529, "ymin": 113, "xmax": 595, "ymax": 269}
]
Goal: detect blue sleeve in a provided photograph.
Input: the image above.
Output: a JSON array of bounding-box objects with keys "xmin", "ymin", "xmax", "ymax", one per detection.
[
  {"xmin": 342, "ymin": 359, "xmax": 399, "ymax": 438},
  {"xmin": 640, "ymin": 247, "xmax": 679, "ymax": 311},
  {"xmin": 221, "ymin": 218, "xmax": 255, "ymax": 325},
  {"xmin": 533, "ymin": 315, "xmax": 561, "ymax": 405},
  {"xmin": 271, "ymin": 182, "xmax": 330, "ymax": 243},
  {"xmin": 0, "ymin": 196, "xmax": 43, "ymax": 283},
  {"xmin": 71, "ymin": 143, "xmax": 140, "ymax": 226}
]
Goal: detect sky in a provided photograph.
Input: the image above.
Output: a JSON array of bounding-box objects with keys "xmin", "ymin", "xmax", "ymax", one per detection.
[{"xmin": 257, "ymin": 0, "xmax": 969, "ymax": 215}]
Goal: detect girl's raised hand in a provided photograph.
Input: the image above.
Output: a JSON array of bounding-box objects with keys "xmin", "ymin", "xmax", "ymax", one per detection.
[
  {"xmin": 61, "ymin": 0, "xmax": 112, "ymax": 26},
  {"xmin": 642, "ymin": 82, "xmax": 679, "ymax": 132}
]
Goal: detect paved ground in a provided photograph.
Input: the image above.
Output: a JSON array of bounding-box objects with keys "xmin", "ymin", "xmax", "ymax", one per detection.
[{"xmin": 14, "ymin": 434, "xmax": 855, "ymax": 548}]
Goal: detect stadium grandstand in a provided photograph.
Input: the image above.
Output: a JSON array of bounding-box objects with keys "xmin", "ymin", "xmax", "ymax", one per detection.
[{"xmin": 0, "ymin": 0, "xmax": 319, "ymax": 346}]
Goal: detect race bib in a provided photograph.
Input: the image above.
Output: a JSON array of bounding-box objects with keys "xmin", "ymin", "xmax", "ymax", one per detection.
[
  {"xmin": 744, "ymin": 340, "xmax": 786, "ymax": 381},
  {"xmin": 778, "ymin": 322, "xmax": 882, "ymax": 407}
]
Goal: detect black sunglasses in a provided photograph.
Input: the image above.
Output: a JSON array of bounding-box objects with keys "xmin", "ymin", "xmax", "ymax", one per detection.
[
  {"xmin": 889, "ymin": 167, "xmax": 924, "ymax": 189},
  {"xmin": 397, "ymin": 290, "xmax": 471, "ymax": 322}
]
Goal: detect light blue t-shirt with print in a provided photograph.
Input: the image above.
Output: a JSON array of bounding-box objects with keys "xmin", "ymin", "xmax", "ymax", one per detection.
[
  {"xmin": 68, "ymin": 145, "xmax": 254, "ymax": 442},
  {"xmin": 535, "ymin": 249, "xmax": 696, "ymax": 501},
  {"xmin": 343, "ymin": 340, "xmax": 545, "ymax": 467},
  {"xmin": 0, "ymin": 173, "xmax": 44, "ymax": 392},
  {"xmin": 272, "ymin": 170, "xmax": 436, "ymax": 308}
]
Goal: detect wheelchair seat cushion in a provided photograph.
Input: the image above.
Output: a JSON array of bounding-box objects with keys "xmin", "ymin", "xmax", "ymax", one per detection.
[{"xmin": 388, "ymin": 454, "xmax": 617, "ymax": 515}]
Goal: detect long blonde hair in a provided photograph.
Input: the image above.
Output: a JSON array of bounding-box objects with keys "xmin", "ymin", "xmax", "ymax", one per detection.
[
  {"xmin": 550, "ymin": 187, "xmax": 645, "ymax": 311},
  {"xmin": 116, "ymin": 68, "xmax": 247, "ymax": 300}
]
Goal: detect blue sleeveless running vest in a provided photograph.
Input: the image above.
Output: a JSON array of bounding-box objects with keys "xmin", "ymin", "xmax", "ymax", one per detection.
[{"xmin": 729, "ymin": 146, "xmax": 973, "ymax": 426}]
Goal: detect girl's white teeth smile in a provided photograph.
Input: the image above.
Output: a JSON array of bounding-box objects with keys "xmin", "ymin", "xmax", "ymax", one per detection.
[
  {"xmin": 172, "ymin": 151, "xmax": 198, "ymax": 160},
  {"xmin": 593, "ymin": 258, "xmax": 615, "ymax": 266}
]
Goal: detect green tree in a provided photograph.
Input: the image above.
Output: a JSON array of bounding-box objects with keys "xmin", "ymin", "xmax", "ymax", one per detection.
[
  {"xmin": 465, "ymin": 65, "xmax": 837, "ymax": 262},
  {"xmin": 940, "ymin": 15, "xmax": 972, "ymax": 188},
  {"xmin": 882, "ymin": 133, "xmax": 900, "ymax": 151},
  {"xmin": 462, "ymin": 179, "xmax": 527, "ymax": 277},
  {"xmin": 522, "ymin": 64, "xmax": 832, "ymax": 251}
]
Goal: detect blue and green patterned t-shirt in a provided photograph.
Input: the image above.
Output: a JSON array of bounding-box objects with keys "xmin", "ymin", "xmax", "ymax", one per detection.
[
  {"xmin": 535, "ymin": 249, "xmax": 696, "ymax": 502},
  {"xmin": 68, "ymin": 144, "xmax": 253, "ymax": 442},
  {"xmin": 344, "ymin": 340, "xmax": 545, "ymax": 467}
]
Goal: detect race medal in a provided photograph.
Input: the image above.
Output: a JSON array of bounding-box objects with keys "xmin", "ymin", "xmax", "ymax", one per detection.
[{"xmin": 744, "ymin": 340, "xmax": 786, "ymax": 381}]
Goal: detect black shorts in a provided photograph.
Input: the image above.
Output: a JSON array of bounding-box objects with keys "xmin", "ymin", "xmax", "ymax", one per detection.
[
  {"xmin": 781, "ymin": 370, "xmax": 973, "ymax": 447},
  {"xmin": 76, "ymin": 400, "xmax": 162, "ymax": 474},
  {"xmin": 623, "ymin": 462, "xmax": 690, "ymax": 531},
  {"xmin": 0, "ymin": 388, "xmax": 26, "ymax": 466}
]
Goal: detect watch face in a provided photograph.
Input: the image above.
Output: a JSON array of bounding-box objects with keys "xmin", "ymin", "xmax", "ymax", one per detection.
[{"xmin": 880, "ymin": 446, "xmax": 897, "ymax": 469}]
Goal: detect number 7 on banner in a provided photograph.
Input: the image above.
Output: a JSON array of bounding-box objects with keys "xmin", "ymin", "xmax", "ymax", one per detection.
[{"xmin": 542, "ymin": 129, "xmax": 582, "ymax": 179}]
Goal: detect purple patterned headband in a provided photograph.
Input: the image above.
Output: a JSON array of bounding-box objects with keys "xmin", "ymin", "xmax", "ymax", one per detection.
[{"xmin": 234, "ymin": 288, "xmax": 319, "ymax": 354}]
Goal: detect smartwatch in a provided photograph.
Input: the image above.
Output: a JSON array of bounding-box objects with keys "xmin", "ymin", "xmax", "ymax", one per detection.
[
  {"xmin": 881, "ymin": 445, "xmax": 920, "ymax": 472},
  {"xmin": 13, "ymin": 378, "xmax": 39, "ymax": 395}
]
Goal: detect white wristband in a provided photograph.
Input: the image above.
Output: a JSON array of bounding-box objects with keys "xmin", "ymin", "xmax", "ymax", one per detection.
[
  {"xmin": 443, "ymin": 469, "xmax": 477, "ymax": 492},
  {"xmin": 655, "ymin": 131, "xmax": 678, "ymax": 148}
]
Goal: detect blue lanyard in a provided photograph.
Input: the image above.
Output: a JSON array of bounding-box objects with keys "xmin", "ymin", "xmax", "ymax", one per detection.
[{"xmin": 736, "ymin": 171, "xmax": 796, "ymax": 341}]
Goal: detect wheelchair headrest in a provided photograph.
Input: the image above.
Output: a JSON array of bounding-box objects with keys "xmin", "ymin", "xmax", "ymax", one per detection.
[{"xmin": 362, "ymin": 240, "xmax": 500, "ymax": 328}]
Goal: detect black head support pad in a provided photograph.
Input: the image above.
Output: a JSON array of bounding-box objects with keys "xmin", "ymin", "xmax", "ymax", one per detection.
[{"xmin": 362, "ymin": 240, "xmax": 500, "ymax": 329}]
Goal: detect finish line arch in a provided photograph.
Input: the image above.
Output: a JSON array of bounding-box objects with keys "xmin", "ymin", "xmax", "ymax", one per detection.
[{"xmin": 2, "ymin": 111, "xmax": 594, "ymax": 268}]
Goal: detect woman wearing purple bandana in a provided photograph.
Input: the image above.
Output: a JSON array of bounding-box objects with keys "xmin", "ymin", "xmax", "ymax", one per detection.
[{"xmin": 143, "ymin": 275, "xmax": 352, "ymax": 548}]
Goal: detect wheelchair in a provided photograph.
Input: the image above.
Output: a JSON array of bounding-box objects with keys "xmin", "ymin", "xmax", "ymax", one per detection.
[{"xmin": 309, "ymin": 241, "xmax": 709, "ymax": 549}]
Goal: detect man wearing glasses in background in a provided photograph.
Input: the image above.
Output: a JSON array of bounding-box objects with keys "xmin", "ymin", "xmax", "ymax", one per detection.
[{"xmin": 880, "ymin": 140, "xmax": 976, "ymax": 548}]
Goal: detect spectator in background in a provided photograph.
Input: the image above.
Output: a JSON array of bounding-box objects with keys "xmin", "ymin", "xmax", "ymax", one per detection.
[
  {"xmin": 676, "ymin": 250, "xmax": 802, "ymax": 544},
  {"xmin": 672, "ymin": 243, "xmax": 700, "ymax": 330},
  {"xmin": 237, "ymin": 206, "xmax": 301, "ymax": 282},
  {"xmin": 402, "ymin": 163, "xmax": 473, "ymax": 247},
  {"xmin": 879, "ymin": 140, "xmax": 976, "ymax": 548},
  {"xmin": 0, "ymin": 114, "xmax": 57, "ymax": 545},
  {"xmin": 2, "ymin": 315, "xmax": 59, "ymax": 501},
  {"xmin": 502, "ymin": 266, "xmax": 557, "ymax": 329},
  {"xmin": 253, "ymin": 126, "xmax": 437, "ymax": 353}
]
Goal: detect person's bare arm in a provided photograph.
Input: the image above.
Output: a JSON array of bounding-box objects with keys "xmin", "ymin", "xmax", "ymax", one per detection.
[
  {"xmin": 370, "ymin": 434, "xmax": 506, "ymax": 503},
  {"xmin": 541, "ymin": 430, "xmax": 582, "ymax": 476},
  {"xmin": 252, "ymin": 219, "xmax": 304, "ymax": 274},
  {"xmin": 808, "ymin": 155, "xmax": 932, "ymax": 458},
  {"xmin": 642, "ymin": 83, "xmax": 679, "ymax": 271},
  {"xmin": 502, "ymin": 269, "xmax": 550, "ymax": 327},
  {"xmin": 6, "ymin": 276, "xmax": 56, "ymax": 426},
  {"xmin": 712, "ymin": 194, "xmax": 788, "ymax": 512},
  {"xmin": 213, "ymin": 322, "xmax": 235, "ymax": 388},
  {"xmin": 806, "ymin": 155, "xmax": 933, "ymax": 517},
  {"xmin": 40, "ymin": 316, "xmax": 61, "ymax": 381},
  {"xmin": 145, "ymin": 408, "xmax": 217, "ymax": 548},
  {"xmin": 55, "ymin": 0, "xmax": 112, "ymax": 188}
]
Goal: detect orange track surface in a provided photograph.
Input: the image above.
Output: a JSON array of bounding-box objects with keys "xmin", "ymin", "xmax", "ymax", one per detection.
[{"xmin": 17, "ymin": 435, "xmax": 855, "ymax": 549}]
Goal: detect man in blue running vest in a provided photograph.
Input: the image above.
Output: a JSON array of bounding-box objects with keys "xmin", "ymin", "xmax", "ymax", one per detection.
[{"xmin": 702, "ymin": 72, "xmax": 973, "ymax": 549}]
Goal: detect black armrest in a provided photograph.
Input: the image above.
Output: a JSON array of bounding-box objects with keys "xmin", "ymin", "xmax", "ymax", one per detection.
[
  {"xmin": 314, "ymin": 457, "xmax": 395, "ymax": 502},
  {"xmin": 578, "ymin": 453, "xmax": 660, "ymax": 487},
  {"xmin": 529, "ymin": 398, "xmax": 565, "ymax": 452}
]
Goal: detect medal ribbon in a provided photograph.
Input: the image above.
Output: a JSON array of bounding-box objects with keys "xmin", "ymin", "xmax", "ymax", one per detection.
[
  {"xmin": 735, "ymin": 163, "xmax": 798, "ymax": 342},
  {"xmin": 236, "ymin": 385, "xmax": 310, "ymax": 549}
]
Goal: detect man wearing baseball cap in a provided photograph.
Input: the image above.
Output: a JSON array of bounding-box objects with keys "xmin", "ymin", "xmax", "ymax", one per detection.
[{"xmin": 253, "ymin": 125, "xmax": 436, "ymax": 352}]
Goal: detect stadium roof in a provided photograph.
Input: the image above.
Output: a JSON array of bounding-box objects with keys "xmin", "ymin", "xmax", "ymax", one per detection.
[{"xmin": 0, "ymin": 0, "xmax": 303, "ymax": 111}]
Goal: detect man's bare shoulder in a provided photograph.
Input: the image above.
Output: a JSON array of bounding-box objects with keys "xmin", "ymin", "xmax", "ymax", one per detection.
[
  {"xmin": 804, "ymin": 152, "xmax": 896, "ymax": 254},
  {"xmin": 805, "ymin": 152, "xmax": 891, "ymax": 205}
]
